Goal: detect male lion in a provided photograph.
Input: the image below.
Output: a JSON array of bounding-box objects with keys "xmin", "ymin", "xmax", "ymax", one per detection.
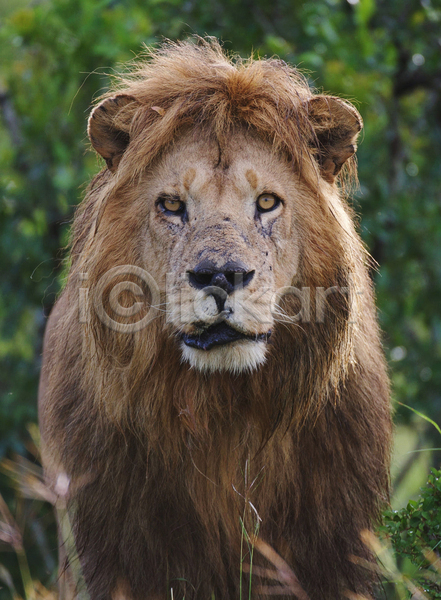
[{"xmin": 39, "ymin": 39, "xmax": 392, "ymax": 600}]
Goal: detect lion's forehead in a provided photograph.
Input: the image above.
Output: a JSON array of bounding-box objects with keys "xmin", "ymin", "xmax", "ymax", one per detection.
[{"xmin": 146, "ymin": 129, "xmax": 297, "ymax": 208}]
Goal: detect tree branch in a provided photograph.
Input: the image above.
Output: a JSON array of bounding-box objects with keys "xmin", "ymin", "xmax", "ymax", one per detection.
[{"xmin": 0, "ymin": 89, "xmax": 23, "ymax": 148}]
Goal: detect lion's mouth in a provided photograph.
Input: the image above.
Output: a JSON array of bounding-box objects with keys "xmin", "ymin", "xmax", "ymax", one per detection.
[{"xmin": 181, "ymin": 322, "xmax": 270, "ymax": 351}]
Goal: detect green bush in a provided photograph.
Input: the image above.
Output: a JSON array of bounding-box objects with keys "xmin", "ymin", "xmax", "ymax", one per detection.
[{"xmin": 380, "ymin": 468, "xmax": 441, "ymax": 598}]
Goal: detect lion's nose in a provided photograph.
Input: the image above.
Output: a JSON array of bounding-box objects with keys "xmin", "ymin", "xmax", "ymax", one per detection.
[{"xmin": 188, "ymin": 261, "xmax": 255, "ymax": 296}]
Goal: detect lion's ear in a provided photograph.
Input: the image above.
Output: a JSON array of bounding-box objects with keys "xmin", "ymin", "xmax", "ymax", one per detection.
[
  {"xmin": 88, "ymin": 95, "xmax": 138, "ymax": 172},
  {"xmin": 306, "ymin": 95, "xmax": 363, "ymax": 183}
]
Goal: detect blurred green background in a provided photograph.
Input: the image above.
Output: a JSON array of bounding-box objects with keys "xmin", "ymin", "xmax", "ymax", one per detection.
[{"xmin": 0, "ymin": 0, "xmax": 440, "ymax": 596}]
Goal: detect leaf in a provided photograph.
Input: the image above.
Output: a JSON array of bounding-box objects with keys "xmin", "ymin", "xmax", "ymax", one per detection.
[{"xmin": 396, "ymin": 402, "xmax": 441, "ymax": 436}]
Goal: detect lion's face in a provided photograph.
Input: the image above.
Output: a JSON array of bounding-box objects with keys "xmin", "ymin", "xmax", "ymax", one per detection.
[
  {"xmin": 138, "ymin": 129, "xmax": 303, "ymax": 373},
  {"xmin": 87, "ymin": 62, "xmax": 362, "ymax": 376}
]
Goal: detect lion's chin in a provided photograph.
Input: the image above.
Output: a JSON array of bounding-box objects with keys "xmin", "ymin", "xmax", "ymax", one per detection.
[{"xmin": 180, "ymin": 339, "xmax": 268, "ymax": 374}]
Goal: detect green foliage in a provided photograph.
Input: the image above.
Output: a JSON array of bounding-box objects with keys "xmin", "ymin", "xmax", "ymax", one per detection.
[{"xmin": 381, "ymin": 468, "xmax": 441, "ymax": 598}]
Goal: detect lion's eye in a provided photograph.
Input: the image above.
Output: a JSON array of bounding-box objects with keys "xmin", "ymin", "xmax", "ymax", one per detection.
[
  {"xmin": 256, "ymin": 193, "xmax": 280, "ymax": 213},
  {"xmin": 158, "ymin": 196, "xmax": 186, "ymax": 215},
  {"xmin": 164, "ymin": 199, "xmax": 182, "ymax": 212}
]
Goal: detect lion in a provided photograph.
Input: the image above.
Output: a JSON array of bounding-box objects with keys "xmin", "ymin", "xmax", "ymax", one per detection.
[{"xmin": 39, "ymin": 39, "xmax": 392, "ymax": 600}]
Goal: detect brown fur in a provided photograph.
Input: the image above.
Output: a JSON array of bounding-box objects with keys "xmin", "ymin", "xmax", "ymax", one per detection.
[{"xmin": 39, "ymin": 39, "xmax": 392, "ymax": 600}]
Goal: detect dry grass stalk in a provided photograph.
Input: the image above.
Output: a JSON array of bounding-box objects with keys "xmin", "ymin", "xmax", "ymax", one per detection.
[
  {"xmin": 246, "ymin": 537, "xmax": 310, "ymax": 599},
  {"xmin": 360, "ymin": 529, "xmax": 430, "ymax": 600},
  {"xmin": 0, "ymin": 457, "xmax": 56, "ymax": 505},
  {"xmin": 0, "ymin": 492, "xmax": 22, "ymax": 551}
]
